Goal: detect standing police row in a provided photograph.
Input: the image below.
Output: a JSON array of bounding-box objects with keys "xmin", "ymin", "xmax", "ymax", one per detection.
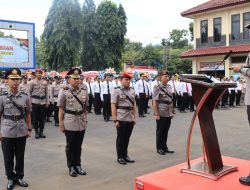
[{"xmin": 0, "ymin": 68, "xmax": 175, "ymax": 190}]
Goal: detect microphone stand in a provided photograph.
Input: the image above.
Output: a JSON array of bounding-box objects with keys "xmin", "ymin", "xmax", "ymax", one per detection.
[{"xmin": 209, "ymin": 51, "xmax": 232, "ymax": 80}]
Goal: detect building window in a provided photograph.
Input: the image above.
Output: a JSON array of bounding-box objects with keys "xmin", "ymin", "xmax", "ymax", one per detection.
[
  {"xmin": 243, "ymin": 12, "xmax": 250, "ymax": 39},
  {"xmin": 201, "ymin": 20, "xmax": 208, "ymax": 43},
  {"xmin": 231, "ymin": 14, "xmax": 240, "ymax": 40},
  {"xmin": 231, "ymin": 56, "xmax": 247, "ymax": 63},
  {"xmin": 214, "ymin": 17, "xmax": 221, "ymax": 42}
]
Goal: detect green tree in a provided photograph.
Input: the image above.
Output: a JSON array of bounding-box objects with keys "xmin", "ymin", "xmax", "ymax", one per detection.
[
  {"xmin": 42, "ymin": 0, "xmax": 82, "ymax": 71},
  {"xmin": 121, "ymin": 38, "xmax": 143, "ymax": 65},
  {"xmin": 167, "ymin": 48, "xmax": 192, "ymax": 74},
  {"xmin": 168, "ymin": 29, "xmax": 189, "ymax": 49},
  {"xmin": 0, "ymin": 31, "xmax": 4, "ymax": 37},
  {"xmin": 140, "ymin": 44, "xmax": 161, "ymax": 67},
  {"xmin": 81, "ymin": 0, "xmax": 97, "ymax": 70},
  {"xmin": 189, "ymin": 22, "xmax": 194, "ymax": 41},
  {"xmin": 94, "ymin": 1, "xmax": 127, "ymax": 71},
  {"xmin": 35, "ymin": 37, "xmax": 46, "ymax": 69}
]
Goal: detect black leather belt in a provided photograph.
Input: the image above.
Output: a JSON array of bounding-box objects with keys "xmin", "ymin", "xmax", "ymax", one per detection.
[
  {"xmin": 53, "ymin": 95, "xmax": 58, "ymax": 97},
  {"xmin": 3, "ymin": 114, "xmax": 25, "ymax": 121},
  {"xmin": 117, "ymin": 106, "xmax": 133, "ymax": 110},
  {"xmin": 65, "ymin": 110, "xmax": 84, "ymax": 115},
  {"xmin": 32, "ymin": 95, "xmax": 45, "ymax": 99},
  {"xmin": 158, "ymin": 100, "xmax": 172, "ymax": 105}
]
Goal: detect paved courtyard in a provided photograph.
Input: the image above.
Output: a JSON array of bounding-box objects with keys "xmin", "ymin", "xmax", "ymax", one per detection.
[{"xmin": 0, "ymin": 106, "xmax": 249, "ymax": 190}]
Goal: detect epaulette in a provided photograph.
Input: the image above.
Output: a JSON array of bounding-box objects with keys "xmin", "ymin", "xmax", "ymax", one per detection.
[
  {"xmin": 153, "ymin": 84, "xmax": 160, "ymax": 89},
  {"xmin": 0, "ymin": 92, "xmax": 8, "ymax": 96},
  {"xmin": 81, "ymin": 88, "xmax": 87, "ymax": 91},
  {"xmin": 21, "ymin": 92, "xmax": 28, "ymax": 95}
]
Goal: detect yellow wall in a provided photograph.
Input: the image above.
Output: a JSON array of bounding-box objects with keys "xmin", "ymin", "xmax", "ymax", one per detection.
[
  {"xmin": 190, "ymin": 4, "xmax": 250, "ymax": 77},
  {"xmin": 194, "ymin": 4, "xmax": 250, "ymax": 47},
  {"xmin": 192, "ymin": 53, "xmax": 248, "ymax": 77}
]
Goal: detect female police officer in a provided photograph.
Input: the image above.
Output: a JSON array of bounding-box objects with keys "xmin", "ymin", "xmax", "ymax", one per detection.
[{"xmin": 57, "ymin": 68, "xmax": 88, "ymax": 177}]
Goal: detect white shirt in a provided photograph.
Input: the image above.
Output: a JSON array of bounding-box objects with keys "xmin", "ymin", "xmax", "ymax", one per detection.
[
  {"xmin": 236, "ymin": 81, "xmax": 242, "ymax": 92},
  {"xmin": 101, "ymin": 80, "xmax": 115, "ymax": 101},
  {"xmin": 135, "ymin": 79, "xmax": 148, "ymax": 96},
  {"xmin": 151, "ymin": 79, "xmax": 160, "ymax": 92},
  {"xmin": 93, "ymin": 81, "xmax": 102, "ymax": 93},
  {"xmin": 167, "ymin": 80, "xmax": 179, "ymax": 94},
  {"xmin": 228, "ymin": 80, "xmax": 236, "ymax": 93},
  {"xmin": 187, "ymin": 83, "xmax": 192, "ymax": 96},
  {"xmin": 113, "ymin": 80, "xmax": 121, "ymax": 88},
  {"xmin": 145, "ymin": 81, "xmax": 151, "ymax": 96},
  {"xmin": 84, "ymin": 81, "xmax": 94, "ymax": 95},
  {"xmin": 180, "ymin": 81, "xmax": 189, "ymax": 96}
]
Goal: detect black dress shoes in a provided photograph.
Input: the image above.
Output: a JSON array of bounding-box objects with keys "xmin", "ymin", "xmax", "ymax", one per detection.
[
  {"xmin": 165, "ymin": 149, "xmax": 175, "ymax": 153},
  {"xmin": 139, "ymin": 115, "xmax": 145, "ymax": 118},
  {"xmin": 69, "ymin": 167, "xmax": 77, "ymax": 177},
  {"xmin": 75, "ymin": 166, "xmax": 87, "ymax": 175},
  {"xmin": 39, "ymin": 132, "xmax": 46, "ymax": 138},
  {"xmin": 35, "ymin": 132, "xmax": 40, "ymax": 139},
  {"xmin": 7, "ymin": 180, "xmax": 14, "ymax": 190},
  {"xmin": 117, "ymin": 158, "xmax": 127, "ymax": 165},
  {"xmin": 124, "ymin": 156, "xmax": 135, "ymax": 163},
  {"xmin": 157, "ymin": 149, "xmax": 166, "ymax": 155},
  {"xmin": 239, "ymin": 175, "xmax": 250, "ymax": 186},
  {"xmin": 15, "ymin": 178, "xmax": 28, "ymax": 187}
]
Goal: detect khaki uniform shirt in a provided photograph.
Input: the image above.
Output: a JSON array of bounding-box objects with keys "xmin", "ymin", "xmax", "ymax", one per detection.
[
  {"xmin": 153, "ymin": 84, "xmax": 173, "ymax": 118},
  {"xmin": 111, "ymin": 86, "xmax": 135, "ymax": 122},
  {"xmin": 29, "ymin": 79, "xmax": 49, "ymax": 105},
  {"xmin": 0, "ymin": 83, "xmax": 9, "ymax": 95},
  {"xmin": 0, "ymin": 91, "xmax": 31, "ymax": 138},
  {"xmin": 50, "ymin": 83, "xmax": 62, "ymax": 104},
  {"xmin": 57, "ymin": 85, "xmax": 88, "ymax": 131},
  {"xmin": 19, "ymin": 83, "xmax": 29, "ymax": 94}
]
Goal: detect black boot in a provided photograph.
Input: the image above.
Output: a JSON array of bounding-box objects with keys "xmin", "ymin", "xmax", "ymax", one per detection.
[
  {"xmin": 7, "ymin": 179, "xmax": 14, "ymax": 190},
  {"xmin": 35, "ymin": 130, "xmax": 40, "ymax": 139},
  {"xmin": 39, "ymin": 129, "xmax": 46, "ymax": 138}
]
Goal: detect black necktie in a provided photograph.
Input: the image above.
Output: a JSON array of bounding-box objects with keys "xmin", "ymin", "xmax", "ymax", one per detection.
[
  {"xmin": 107, "ymin": 81, "xmax": 110, "ymax": 94},
  {"xmin": 88, "ymin": 82, "xmax": 92, "ymax": 94},
  {"xmin": 99, "ymin": 83, "xmax": 101, "ymax": 93},
  {"xmin": 142, "ymin": 80, "xmax": 145, "ymax": 93}
]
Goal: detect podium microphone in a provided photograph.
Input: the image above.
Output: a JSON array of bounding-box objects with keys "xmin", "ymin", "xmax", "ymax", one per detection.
[{"xmin": 209, "ymin": 50, "xmax": 233, "ymax": 80}]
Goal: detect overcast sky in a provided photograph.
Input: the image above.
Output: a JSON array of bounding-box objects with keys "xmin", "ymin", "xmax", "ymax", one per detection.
[{"xmin": 1, "ymin": 0, "xmax": 207, "ymax": 45}]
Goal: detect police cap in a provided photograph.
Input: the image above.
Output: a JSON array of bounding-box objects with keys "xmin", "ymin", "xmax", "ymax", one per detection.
[{"xmin": 5, "ymin": 68, "xmax": 22, "ymax": 79}]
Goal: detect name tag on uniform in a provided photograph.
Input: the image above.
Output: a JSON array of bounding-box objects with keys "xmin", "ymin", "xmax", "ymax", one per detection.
[
  {"xmin": 120, "ymin": 94, "xmax": 126, "ymax": 99},
  {"xmin": 82, "ymin": 96, "xmax": 86, "ymax": 99}
]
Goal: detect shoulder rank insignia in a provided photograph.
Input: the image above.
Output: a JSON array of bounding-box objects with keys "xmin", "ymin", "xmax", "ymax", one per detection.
[{"xmin": 0, "ymin": 92, "xmax": 8, "ymax": 96}]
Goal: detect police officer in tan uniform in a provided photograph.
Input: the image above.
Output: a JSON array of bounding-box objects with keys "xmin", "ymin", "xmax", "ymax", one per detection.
[
  {"xmin": 0, "ymin": 77, "xmax": 9, "ymax": 95},
  {"xmin": 57, "ymin": 68, "xmax": 88, "ymax": 177},
  {"xmin": 18, "ymin": 75, "xmax": 29, "ymax": 94},
  {"xmin": 153, "ymin": 70, "xmax": 174, "ymax": 155},
  {"xmin": 0, "ymin": 68, "xmax": 32, "ymax": 190},
  {"xmin": 50, "ymin": 76, "xmax": 62, "ymax": 126},
  {"xmin": 29, "ymin": 68, "xmax": 49, "ymax": 139},
  {"xmin": 111, "ymin": 72, "xmax": 136, "ymax": 165}
]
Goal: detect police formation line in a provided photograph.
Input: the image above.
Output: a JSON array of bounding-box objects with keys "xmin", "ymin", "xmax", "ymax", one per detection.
[{"xmin": 0, "ymin": 67, "xmax": 243, "ymax": 190}]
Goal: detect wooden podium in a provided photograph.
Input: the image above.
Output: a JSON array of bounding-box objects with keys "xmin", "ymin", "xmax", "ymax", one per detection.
[{"xmin": 180, "ymin": 74, "xmax": 238, "ymax": 180}]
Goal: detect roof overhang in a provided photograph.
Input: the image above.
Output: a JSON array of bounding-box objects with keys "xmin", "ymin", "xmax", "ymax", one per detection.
[{"xmin": 181, "ymin": 44, "xmax": 250, "ymax": 58}]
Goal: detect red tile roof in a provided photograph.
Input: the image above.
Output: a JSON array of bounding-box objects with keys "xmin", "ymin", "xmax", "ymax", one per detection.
[
  {"xmin": 181, "ymin": 44, "xmax": 250, "ymax": 58},
  {"xmin": 181, "ymin": 0, "xmax": 249, "ymax": 17}
]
